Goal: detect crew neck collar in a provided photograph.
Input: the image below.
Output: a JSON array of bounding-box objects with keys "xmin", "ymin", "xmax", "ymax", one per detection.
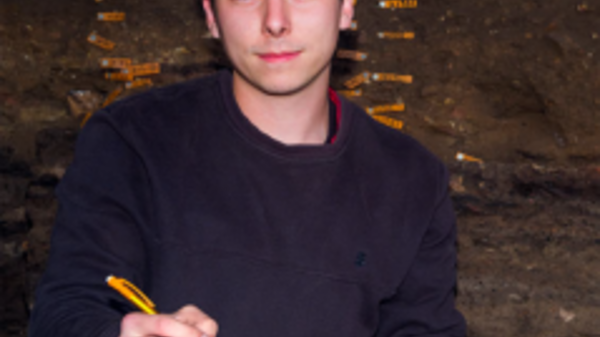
[{"xmin": 217, "ymin": 70, "xmax": 353, "ymax": 161}]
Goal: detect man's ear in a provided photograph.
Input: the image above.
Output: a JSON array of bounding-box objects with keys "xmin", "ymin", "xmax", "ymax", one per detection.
[
  {"xmin": 338, "ymin": 0, "xmax": 355, "ymax": 30},
  {"xmin": 203, "ymin": 0, "xmax": 221, "ymax": 38}
]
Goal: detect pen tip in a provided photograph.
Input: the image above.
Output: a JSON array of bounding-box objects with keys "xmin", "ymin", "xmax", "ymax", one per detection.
[{"xmin": 106, "ymin": 275, "xmax": 114, "ymax": 283}]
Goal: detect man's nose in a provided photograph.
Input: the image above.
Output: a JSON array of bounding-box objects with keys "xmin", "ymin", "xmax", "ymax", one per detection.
[{"xmin": 263, "ymin": 0, "xmax": 290, "ymax": 37}]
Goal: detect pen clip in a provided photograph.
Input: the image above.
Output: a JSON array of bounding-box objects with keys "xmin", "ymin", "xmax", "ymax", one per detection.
[
  {"xmin": 108, "ymin": 275, "xmax": 156, "ymax": 309},
  {"xmin": 120, "ymin": 278, "xmax": 156, "ymax": 309}
]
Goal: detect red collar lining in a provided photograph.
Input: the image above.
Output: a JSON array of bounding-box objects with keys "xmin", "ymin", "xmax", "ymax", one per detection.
[{"xmin": 328, "ymin": 88, "xmax": 341, "ymax": 144}]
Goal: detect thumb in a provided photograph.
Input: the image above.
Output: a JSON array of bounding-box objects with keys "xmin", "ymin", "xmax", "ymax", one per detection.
[{"xmin": 171, "ymin": 304, "xmax": 219, "ymax": 337}]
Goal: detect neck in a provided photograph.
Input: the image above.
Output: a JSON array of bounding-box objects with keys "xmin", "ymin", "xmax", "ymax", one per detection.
[{"xmin": 232, "ymin": 71, "xmax": 331, "ymax": 145}]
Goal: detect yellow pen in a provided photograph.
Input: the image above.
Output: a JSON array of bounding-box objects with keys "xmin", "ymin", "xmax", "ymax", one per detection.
[{"xmin": 106, "ymin": 275, "xmax": 157, "ymax": 315}]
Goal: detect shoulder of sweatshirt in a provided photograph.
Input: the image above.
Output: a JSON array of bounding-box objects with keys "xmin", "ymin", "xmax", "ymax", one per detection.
[
  {"xmin": 82, "ymin": 72, "xmax": 225, "ymax": 162},
  {"xmin": 98, "ymin": 72, "xmax": 221, "ymax": 137},
  {"xmin": 340, "ymin": 95, "xmax": 447, "ymax": 184}
]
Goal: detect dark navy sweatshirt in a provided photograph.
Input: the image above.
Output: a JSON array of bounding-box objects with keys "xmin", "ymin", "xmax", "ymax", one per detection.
[{"xmin": 29, "ymin": 70, "xmax": 466, "ymax": 337}]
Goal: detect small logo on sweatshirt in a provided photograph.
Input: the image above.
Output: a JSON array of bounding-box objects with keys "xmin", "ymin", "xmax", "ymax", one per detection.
[{"xmin": 355, "ymin": 252, "xmax": 367, "ymax": 267}]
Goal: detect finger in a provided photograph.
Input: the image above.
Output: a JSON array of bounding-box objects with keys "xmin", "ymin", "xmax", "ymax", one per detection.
[
  {"xmin": 172, "ymin": 305, "xmax": 219, "ymax": 337},
  {"xmin": 120, "ymin": 312, "xmax": 206, "ymax": 337}
]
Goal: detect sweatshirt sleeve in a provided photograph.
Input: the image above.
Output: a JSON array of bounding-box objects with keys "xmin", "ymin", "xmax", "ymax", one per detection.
[
  {"xmin": 28, "ymin": 110, "xmax": 152, "ymax": 337},
  {"xmin": 375, "ymin": 165, "xmax": 466, "ymax": 337}
]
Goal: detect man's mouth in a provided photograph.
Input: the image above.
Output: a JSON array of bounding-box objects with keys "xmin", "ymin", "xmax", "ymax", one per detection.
[{"xmin": 258, "ymin": 51, "xmax": 301, "ymax": 63}]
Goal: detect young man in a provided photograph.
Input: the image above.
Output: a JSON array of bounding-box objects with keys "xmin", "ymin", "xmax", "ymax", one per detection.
[{"xmin": 29, "ymin": 0, "xmax": 466, "ymax": 336}]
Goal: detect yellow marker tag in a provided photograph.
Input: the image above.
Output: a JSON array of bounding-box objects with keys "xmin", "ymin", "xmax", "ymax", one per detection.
[
  {"xmin": 344, "ymin": 72, "xmax": 370, "ymax": 89},
  {"xmin": 372, "ymin": 115, "xmax": 404, "ymax": 130},
  {"xmin": 336, "ymin": 49, "xmax": 368, "ymax": 61},
  {"xmin": 87, "ymin": 33, "xmax": 115, "ymax": 51},
  {"xmin": 100, "ymin": 58, "xmax": 132, "ymax": 69},
  {"xmin": 366, "ymin": 104, "xmax": 405, "ymax": 114},
  {"xmin": 371, "ymin": 73, "xmax": 413, "ymax": 84},
  {"xmin": 455, "ymin": 152, "xmax": 483, "ymax": 163},
  {"xmin": 378, "ymin": 0, "xmax": 418, "ymax": 8},
  {"xmin": 105, "ymin": 72, "xmax": 134, "ymax": 82},
  {"xmin": 377, "ymin": 31, "xmax": 415, "ymax": 39},
  {"xmin": 98, "ymin": 12, "xmax": 126, "ymax": 22},
  {"xmin": 80, "ymin": 112, "xmax": 93, "ymax": 128},
  {"xmin": 102, "ymin": 86, "xmax": 124, "ymax": 108},
  {"xmin": 338, "ymin": 89, "xmax": 362, "ymax": 98},
  {"xmin": 126, "ymin": 78, "xmax": 153, "ymax": 90},
  {"xmin": 128, "ymin": 63, "xmax": 161, "ymax": 77}
]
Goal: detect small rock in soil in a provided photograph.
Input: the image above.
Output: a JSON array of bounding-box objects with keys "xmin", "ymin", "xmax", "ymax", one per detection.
[
  {"xmin": 421, "ymin": 85, "xmax": 440, "ymax": 97},
  {"xmin": 66, "ymin": 90, "xmax": 103, "ymax": 118},
  {"xmin": 0, "ymin": 206, "xmax": 28, "ymax": 235}
]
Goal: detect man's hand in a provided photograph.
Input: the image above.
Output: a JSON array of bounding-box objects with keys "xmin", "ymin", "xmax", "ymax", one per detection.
[{"xmin": 120, "ymin": 304, "xmax": 219, "ymax": 337}]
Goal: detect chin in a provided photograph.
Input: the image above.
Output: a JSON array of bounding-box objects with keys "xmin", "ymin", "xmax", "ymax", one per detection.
[
  {"xmin": 257, "ymin": 81, "xmax": 307, "ymax": 96},
  {"xmin": 253, "ymin": 70, "xmax": 325, "ymax": 96},
  {"xmin": 233, "ymin": 57, "xmax": 330, "ymax": 96}
]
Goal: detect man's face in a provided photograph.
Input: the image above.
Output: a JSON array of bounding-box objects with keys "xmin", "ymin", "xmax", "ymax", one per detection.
[{"xmin": 203, "ymin": 0, "xmax": 354, "ymax": 95}]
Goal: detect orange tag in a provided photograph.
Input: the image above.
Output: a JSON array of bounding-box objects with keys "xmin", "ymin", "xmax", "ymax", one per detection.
[
  {"xmin": 372, "ymin": 115, "xmax": 404, "ymax": 130},
  {"xmin": 455, "ymin": 152, "xmax": 483, "ymax": 163},
  {"xmin": 80, "ymin": 86, "xmax": 124, "ymax": 128},
  {"xmin": 87, "ymin": 33, "xmax": 115, "ymax": 51},
  {"xmin": 338, "ymin": 89, "xmax": 362, "ymax": 98},
  {"xmin": 125, "ymin": 78, "xmax": 153, "ymax": 90},
  {"xmin": 344, "ymin": 72, "xmax": 370, "ymax": 89},
  {"xmin": 379, "ymin": 0, "xmax": 418, "ymax": 8},
  {"xmin": 366, "ymin": 104, "xmax": 405, "ymax": 114},
  {"xmin": 80, "ymin": 112, "xmax": 93, "ymax": 128},
  {"xmin": 371, "ymin": 73, "xmax": 413, "ymax": 84},
  {"xmin": 102, "ymin": 86, "xmax": 124, "ymax": 108},
  {"xmin": 377, "ymin": 32, "xmax": 415, "ymax": 39},
  {"xmin": 100, "ymin": 58, "xmax": 132, "ymax": 69},
  {"xmin": 127, "ymin": 63, "xmax": 161, "ymax": 77},
  {"xmin": 105, "ymin": 72, "xmax": 134, "ymax": 82},
  {"xmin": 336, "ymin": 49, "xmax": 368, "ymax": 61},
  {"xmin": 98, "ymin": 12, "xmax": 126, "ymax": 22}
]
